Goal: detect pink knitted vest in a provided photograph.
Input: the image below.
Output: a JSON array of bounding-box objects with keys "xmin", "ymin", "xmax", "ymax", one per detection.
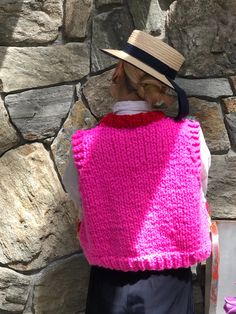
[{"xmin": 71, "ymin": 111, "xmax": 211, "ymax": 272}]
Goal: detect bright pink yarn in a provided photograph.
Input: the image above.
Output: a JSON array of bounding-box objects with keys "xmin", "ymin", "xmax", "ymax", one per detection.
[{"xmin": 71, "ymin": 111, "xmax": 211, "ymax": 272}]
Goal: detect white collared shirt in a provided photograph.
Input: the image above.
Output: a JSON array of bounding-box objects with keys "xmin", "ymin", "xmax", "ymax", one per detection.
[{"xmin": 63, "ymin": 100, "xmax": 211, "ymax": 218}]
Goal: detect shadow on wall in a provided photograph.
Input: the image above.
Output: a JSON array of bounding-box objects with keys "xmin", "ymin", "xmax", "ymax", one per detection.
[
  {"xmin": 0, "ymin": 1, "xmax": 24, "ymax": 90},
  {"xmin": 93, "ymin": 0, "xmax": 176, "ymax": 73},
  {"xmin": 102, "ymin": 0, "xmax": 174, "ymax": 55},
  {"xmin": 127, "ymin": 0, "xmax": 176, "ymax": 35},
  {"xmin": 158, "ymin": 0, "xmax": 175, "ymax": 11},
  {"xmin": 0, "ymin": 2, "xmax": 25, "ymax": 44},
  {"xmin": 0, "ymin": 0, "xmax": 64, "ymax": 88}
]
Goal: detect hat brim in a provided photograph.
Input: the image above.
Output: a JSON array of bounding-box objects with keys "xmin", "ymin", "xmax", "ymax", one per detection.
[{"xmin": 100, "ymin": 48, "xmax": 174, "ymax": 90}]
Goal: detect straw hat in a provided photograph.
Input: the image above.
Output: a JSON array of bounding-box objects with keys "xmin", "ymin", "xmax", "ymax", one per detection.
[{"xmin": 100, "ymin": 30, "xmax": 189, "ymax": 119}]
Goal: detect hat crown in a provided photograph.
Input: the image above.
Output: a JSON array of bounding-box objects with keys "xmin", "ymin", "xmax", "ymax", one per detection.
[{"xmin": 127, "ymin": 30, "xmax": 185, "ymax": 72}]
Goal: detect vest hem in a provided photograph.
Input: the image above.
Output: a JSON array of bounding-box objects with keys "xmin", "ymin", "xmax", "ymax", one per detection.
[{"xmin": 82, "ymin": 245, "xmax": 212, "ymax": 272}]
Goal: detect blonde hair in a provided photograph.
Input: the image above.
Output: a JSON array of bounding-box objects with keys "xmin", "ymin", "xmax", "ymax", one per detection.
[{"xmin": 123, "ymin": 62, "xmax": 169, "ymax": 105}]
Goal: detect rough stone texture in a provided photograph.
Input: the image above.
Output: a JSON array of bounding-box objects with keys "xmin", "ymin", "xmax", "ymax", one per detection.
[
  {"xmin": 95, "ymin": 0, "xmax": 123, "ymax": 8},
  {"xmin": 223, "ymin": 97, "xmax": 236, "ymax": 113},
  {"xmin": 230, "ymin": 76, "xmax": 236, "ymax": 93},
  {"xmin": 33, "ymin": 254, "xmax": 90, "ymax": 314},
  {"xmin": 167, "ymin": 0, "xmax": 236, "ymax": 77},
  {"xmin": 0, "ymin": 43, "xmax": 89, "ymax": 92},
  {"xmin": 91, "ymin": 8, "xmax": 134, "ymax": 72},
  {"xmin": 0, "ymin": 1, "xmax": 236, "ymax": 311},
  {"xmin": 0, "ymin": 0, "xmax": 63, "ymax": 45},
  {"xmin": 5, "ymin": 85, "xmax": 75, "ymax": 141},
  {"xmin": 83, "ymin": 69, "xmax": 114, "ymax": 117},
  {"xmin": 51, "ymin": 99, "xmax": 97, "ymax": 179},
  {"xmin": 0, "ymin": 97, "xmax": 20, "ymax": 156},
  {"xmin": 225, "ymin": 113, "xmax": 236, "ymax": 149},
  {"xmin": 128, "ymin": 0, "xmax": 166, "ymax": 37},
  {"xmin": 175, "ymin": 78, "xmax": 233, "ymax": 98},
  {"xmin": 0, "ymin": 267, "xmax": 31, "ymax": 313},
  {"xmin": 207, "ymin": 152, "xmax": 236, "ymax": 219},
  {"xmin": 65, "ymin": 0, "xmax": 92, "ymax": 39},
  {"xmin": 188, "ymin": 97, "xmax": 230, "ymax": 153},
  {"xmin": 0, "ymin": 143, "xmax": 79, "ymax": 271}
]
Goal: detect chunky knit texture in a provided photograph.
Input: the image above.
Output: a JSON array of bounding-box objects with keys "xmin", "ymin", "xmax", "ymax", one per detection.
[{"xmin": 71, "ymin": 111, "xmax": 211, "ymax": 272}]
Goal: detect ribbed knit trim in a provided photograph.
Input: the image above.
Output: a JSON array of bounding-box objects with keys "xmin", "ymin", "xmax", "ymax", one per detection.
[
  {"xmin": 80, "ymin": 241, "xmax": 212, "ymax": 272},
  {"xmin": 98, "ymin": 111, "xmax": 166, "ymax": 128}
]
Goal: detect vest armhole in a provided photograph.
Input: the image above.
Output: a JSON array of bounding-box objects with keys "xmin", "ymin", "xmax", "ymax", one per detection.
[
  {"xmin": 71, "ymin": 130, "xmax": 85, "ymax": 169},
  {"xmin": 186, "ymin": 119, "xmax": 201, "ymax": 170}
]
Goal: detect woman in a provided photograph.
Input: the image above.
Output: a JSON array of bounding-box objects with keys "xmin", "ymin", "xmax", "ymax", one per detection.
[{"xmin": 63, "ymin": 30, "xmax": 211, "ymax": 314}]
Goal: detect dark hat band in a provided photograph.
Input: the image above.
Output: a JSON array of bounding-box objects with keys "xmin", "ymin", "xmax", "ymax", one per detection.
[
  {"xmin": 122, "ymin": 42, "xmax": 189, "ymax": 120},
  {"xmin": 123, "ymin": 43, "xmax": 177, "ymax": 80}
]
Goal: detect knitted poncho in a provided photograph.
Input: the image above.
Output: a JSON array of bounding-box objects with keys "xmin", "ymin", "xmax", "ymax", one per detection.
[{"xmin": 71, "ymin": 111, "xmax": 211, "ymax": 272}]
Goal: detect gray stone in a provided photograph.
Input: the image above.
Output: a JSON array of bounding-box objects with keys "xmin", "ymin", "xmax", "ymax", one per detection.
[
  {"xmin": 51, "ymin": 99, "xmax": 97, "ymax": 179},
  {"xmin": 65, "ymin": 0, "xmax": 92, "ymax": 39},
  {"xmin": 0, "ymin": 0, "xmax": 63, "ymax": 45},
  {"xmin": 91, "ymin": 8, "xmax": 133, "ymax": 72},
  {"xmin": 83, "ymin": 69, "xmax": 115, "ymax": 117},
  {"xmin": 0, "ymin": 143, "xmax": 79, "ymax": 271},
  {"xmin": 95, "ymin": 0, "xmax": 123, "ymax": 8},
  {"xmin": 0, "ymin": 97, "xmax": 20, "ymax": 156},
  {"xmin": 0, "ymin": 43, "xmax": 89, "ymax": 92},
  {"xmin": 208, "ymin": 152, "xmax": 236, "ymax": 219},
  {"xmin": 128, "ymin": 0, "xmax": 166, "ymax": 37},
  {"xmin": 5, "ymin": 85, "xmax": 75, "ymax": 141},
  {"xmin": 188, "ymin": 97, "xmax": 230, "ymax": 153},
  {"xmin": 230, "ymin": 76, "xmax": 236, "ymax": 94},
  {"xmin": 176, "ymin": 77, "xmax": 233, "ymax": 98},
  {"xmin": 33, "ymin": 254, "xmax": 90, "ymax": 314},
  {"xmin": 0, "ymin": 267, "xmax": 31, "ymax": 313},
  {"xmin": 225, "ymin": 113, "xmax": 236, "ymax": 149},
  {"xmin": 166, "ymin": 0, "xmax": 236, "ymax": 76}
]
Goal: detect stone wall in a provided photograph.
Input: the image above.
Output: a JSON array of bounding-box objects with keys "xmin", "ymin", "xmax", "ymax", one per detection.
[{"xmin": 0, "ymin": 1, "xmax": 235, "ymax": 313}]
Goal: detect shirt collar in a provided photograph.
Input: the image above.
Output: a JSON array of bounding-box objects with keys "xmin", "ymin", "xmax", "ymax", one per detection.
[{"xmin": 112, "ymin": 100, "xmax": 154, "ymax": 115}]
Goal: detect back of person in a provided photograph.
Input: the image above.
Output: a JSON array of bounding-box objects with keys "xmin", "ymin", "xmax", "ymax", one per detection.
[{"xmin": 64, "ymin": 30, "xmax": 212, "ymax": 314}]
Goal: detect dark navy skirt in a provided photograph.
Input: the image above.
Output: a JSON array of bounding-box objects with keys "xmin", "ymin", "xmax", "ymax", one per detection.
[{"xmin": 85, "ymin": 265, "xmax": 194, "ymax": 314}]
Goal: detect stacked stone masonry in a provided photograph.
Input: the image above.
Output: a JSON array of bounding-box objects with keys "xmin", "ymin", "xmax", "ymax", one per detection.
[{"xmin": 0, "ymin": 0, "xmax": 236, "ymax": 313}]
